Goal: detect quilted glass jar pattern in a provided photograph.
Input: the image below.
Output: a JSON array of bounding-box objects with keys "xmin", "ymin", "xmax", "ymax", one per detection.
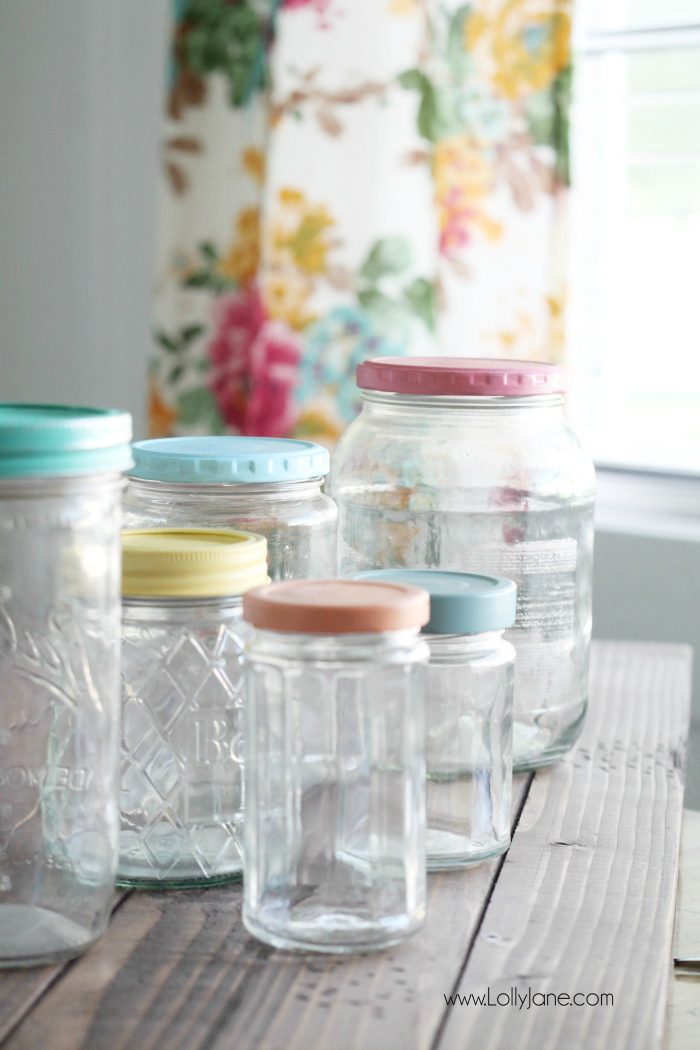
[{"xmin": 117, "ymin": 528, "xmax": 268, "ymax": 888}]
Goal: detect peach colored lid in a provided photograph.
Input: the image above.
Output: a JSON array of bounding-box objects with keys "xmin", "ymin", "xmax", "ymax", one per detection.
[{"xmin": 243, "ymin": 579, "xmax": 430, "ymax": 634}]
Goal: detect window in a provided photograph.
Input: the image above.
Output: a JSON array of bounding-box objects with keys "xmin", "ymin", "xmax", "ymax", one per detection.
[{"xmin": 568, "ymin": 0, "xmax": 700, "ymax": 474}]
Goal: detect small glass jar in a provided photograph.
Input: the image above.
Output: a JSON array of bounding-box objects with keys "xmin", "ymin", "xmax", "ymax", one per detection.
[
  {"xmin": 118, "ymin": 528, "xmax": 268, "ymax": 888},
  {"xmin": 242, "ymin": 579, "xmax": 430, "ymax": 953},
  {"xmin": 354, "ymin": 570, "xmax": 516, "ymax": 869},
  {"xmin": 0, "ymin": 404, "xmax": 132, "ymax": 967},
  {"xmin": 331, "ymin": 358, "xmax": 595, "ymax": 772},
  {"xmin": 124, "ymin": 437, "xmax": 337, "ymax": 581}
]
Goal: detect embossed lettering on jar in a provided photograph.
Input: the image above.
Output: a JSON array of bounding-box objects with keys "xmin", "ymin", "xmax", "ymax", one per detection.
[
  {"xmin": 331, "ymin": 358, "xmax": 595, "ymax": 771},
  {"xmin": 118, "ymin": 528, "xmax": 268, "ymax": 887},
  {"xmin": 124, "ymin": 437, "xmax": 337, "ymax": 582}
]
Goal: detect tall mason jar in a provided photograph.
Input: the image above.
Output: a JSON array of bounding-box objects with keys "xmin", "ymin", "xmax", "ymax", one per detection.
[
  {"xmin": 124, "ymin": 437, "xmax": 337, "ymax": 581},
  {"xmin": 331, "ymin": 358, "xmax": 596, "ymax": 771},
  {"xmin": 0, "ymin": 404, "xmax": 132, "ymax": 967},
  {"xmin": 118, "ymin": 528, "xmax": 268, "ymax": 887},
  {"xmin": 242, "ymin": 580, "xmax": 429, "ymax": 953}
]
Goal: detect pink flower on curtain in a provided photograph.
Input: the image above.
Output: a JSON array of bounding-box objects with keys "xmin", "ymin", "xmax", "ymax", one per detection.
[{"xmin": 207, "ymin": 284, "xmax": 301, "ymax": 436}]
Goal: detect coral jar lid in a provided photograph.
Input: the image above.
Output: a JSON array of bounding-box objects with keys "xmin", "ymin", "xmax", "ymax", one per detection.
[
  {"xmin": 0, "ymin": 403, "xmax": 133, "ymax": 477},
  {"xmin": 352, "ymin": 570, "xmax": 517, "ymax": 634},
  {"xmin": 122, "ymin": 528, "xmax": 269, "ymax": 598},
  {"xmin": 243, "ymin": 579, "xmax": 430, "ymax": 634},
  {"xmin": 130, "ymin": 437, "xmax": 330, "ymax": 484},
  {"xmin": 356, "ymin": 357, "xmax": 566, "ymax": 397}
]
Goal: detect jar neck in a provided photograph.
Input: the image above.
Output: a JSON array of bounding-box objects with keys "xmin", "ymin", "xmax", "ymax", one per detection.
[
  {"xmin": 127, "ymin": 476, "xmax": 325, "ymax": 504},
  {"xmin": 122, "ymin": 594, "xmax": 243, "ymax": 622},
  {"xmin": 360, "ymin": 389, "xmax": 564, "ymax": 420},
  {"xmin": 426, "ymin": 631, "xmax": 505, "ymax": 658},
  {"xmin": 249, "ymin": 627, "xmax": 424, "ymax": 662},
  {"xmin": 0, "ymin": 472, "xmax": 126, "ymax": 498}
]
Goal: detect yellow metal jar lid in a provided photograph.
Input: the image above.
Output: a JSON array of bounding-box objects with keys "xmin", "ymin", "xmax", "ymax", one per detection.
[{"xmin": 122, "ymin": 528, "xmax": 268, "ymax": 598}]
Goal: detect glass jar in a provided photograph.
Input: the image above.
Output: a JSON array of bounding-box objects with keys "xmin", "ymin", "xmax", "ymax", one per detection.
[
  {"xmin": 242, "ymin": 579, "xmax": 430, "ymax": 953},
  {"xmin": 331, "ymin": 358, "xmax": 595, "ymax": 772},
  {"xmin": 124, "ymin": 437, "xmax": 337, "ymax": 581},
  {"xmin": 118, "ymin": 528, "xmax": 268, "ymax": 888},
  {"xmin": 353, "ymin": 570, "xmax": 516, "ymax": 869},
  {"xmin": 0, "ymin": 404, "xmax": 132, "ymax": 967}
]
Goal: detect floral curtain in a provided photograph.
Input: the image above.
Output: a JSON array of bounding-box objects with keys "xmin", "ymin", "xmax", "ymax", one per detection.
[{"xmin": 150, "ymin": 0, "xmax": 573, "ymax": 444}]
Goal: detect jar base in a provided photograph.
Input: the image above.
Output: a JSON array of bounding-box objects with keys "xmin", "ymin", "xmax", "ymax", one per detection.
[
  {"xmin": 513, "ymin": 701, "xmax": 587, "ymax": 773},
  {"xmin": 116, "ymin": 868, "xmax": 242, "ymax": 890},
  {"xmin": 243, "ymin": 908, "xmax": 422, "ymax": 955},
  {"xmin": 427, "ymin": 833, "xmax": 509, "ymax": 871},
  {"xmin": 0, "ymin": 904, "xmax": 98, "ymax": 968}
]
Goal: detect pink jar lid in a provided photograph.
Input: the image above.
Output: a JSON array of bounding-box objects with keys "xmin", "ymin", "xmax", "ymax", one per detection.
[
  {"xmin": 243, "ymin": 579, "xmax": 430, "ymax": 634},
  {"xmin": 356, "ymin": 357, "xmax": 566, "ymax": 397}
]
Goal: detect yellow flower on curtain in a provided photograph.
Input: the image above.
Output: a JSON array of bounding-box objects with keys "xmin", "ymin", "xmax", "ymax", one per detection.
[
  {"xmin": 218, "ymin": 206, "xmax": 261, "ymax": 284},
  {"xmin": 148, "ymin": 379, "xmax": 177, "ymax": 438},
  {"xmin": 272, "ymin": 188, "xmax": 336, "ymax": 275},
  {"xmin": 434, "ymin": 135, "xmax": 502, "ymax": 255},
  {"xmin": 241, "ymin": 146, "xmax": 265, "ymax": 183},
  {"xmin": 263, "ymin": 269, "xmax": 317, "ymax": 331},
  {"xmin": 466, "ymin": 0, "xmax": 571, "ymax": 102}
]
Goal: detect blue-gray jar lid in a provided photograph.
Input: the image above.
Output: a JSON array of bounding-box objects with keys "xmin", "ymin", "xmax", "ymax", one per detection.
[
  {"xmin": 351, "ymin": 570, "xmax": 517, "ymax": 634},
  {"xmin": 0, "ymin": 403, "xmax": 133, "ymax": 478},
  {"xmin": 130, "ymin": 436, "xmax": 330, "ymax": 485}
]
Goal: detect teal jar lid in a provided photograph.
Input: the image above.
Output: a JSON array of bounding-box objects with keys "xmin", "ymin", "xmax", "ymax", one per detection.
[
  {"xmin": 130, "ymin": 436, "xmax": 330, "ymax": 485},
  {"xmin": 0, "ymin": 404, "xmax": 133, "ymax": 478},
  {"xmin": 351, "ymin": 569, "xmax": 517, "ymax": 634}
]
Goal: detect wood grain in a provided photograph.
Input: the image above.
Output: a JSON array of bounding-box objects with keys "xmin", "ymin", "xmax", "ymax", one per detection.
[
  {"xmin": 665, "ymin": 808, "xmax": 700, "ymax": 1049},
  {"xmin": 0, "ymin": 785, "xmax": 530, "ymax": 1050},
  {"xmin": 438, "ymin": 642, "xmax": 692, "ymax": 1050}
]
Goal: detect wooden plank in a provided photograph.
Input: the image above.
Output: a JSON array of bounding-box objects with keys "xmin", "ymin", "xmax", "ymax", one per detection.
[
  {"xmin": 438, "ymin": 641, "xmax": 692, "ymax": 1050},
  {"xmin": 0, "ymin": 780, "xmax": 531, "ymax": 1050},
  {"xmin": 0, "ymin": 893, "xmax": 132, "ymax": 1043},
  {"xmin": 665, "ymin": 808, "xmax": 700, "ymax": 1049}
]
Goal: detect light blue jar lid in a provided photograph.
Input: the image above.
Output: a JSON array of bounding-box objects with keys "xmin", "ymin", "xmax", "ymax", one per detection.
[
  {"xmin": 351, "ymin": 570, "xmax": 517, "ymax": 634},
  {"xmin": 130, "ymin": 436, "xmax": 330, "ymax": 484},
  {"xmin": 0, "ymin": 403, "xmax": 133, "ymax": 477}
]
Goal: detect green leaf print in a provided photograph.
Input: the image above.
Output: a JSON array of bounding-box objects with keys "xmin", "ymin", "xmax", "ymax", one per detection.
[
  {"xmin": 181, "ymin": 0, "xmax": 270, "ymax": 108},
  {"xmin": 399, "ymin": 69, "xmax": 459, "ymax": 144},
  {"xmin": 403, "ymin": 277, "xmax": 436, "ymax": 333},
  {"xmin": 360, "ymin": 237, "xmax": 412, "ymax": 281},
  {"xmin": 176, "ymin": 387, "xmax": 224, "ymax": 431}
]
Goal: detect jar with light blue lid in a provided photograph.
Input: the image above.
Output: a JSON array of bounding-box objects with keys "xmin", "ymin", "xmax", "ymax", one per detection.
[
  {"xmin": 0, "ymin": 404, "xmax": 132, "ymax": 967},
  {"xmin": 353, "ymin": 569, "xmax": 517, "ymax": 870},
  {"xmin": 124, "ymin": 437, "xmax": 337, "ymax": 581}
]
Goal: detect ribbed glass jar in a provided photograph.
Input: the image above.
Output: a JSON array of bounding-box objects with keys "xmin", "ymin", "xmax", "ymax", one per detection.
[
  {"xmin": 117, "ymin": 528, "xmax": 268, "ymax": 888},
  {"xmin": 242, "ymin": 580, "xmax": 430, "ymax": 954},
  {"xmin": 0, "ymin": 404, "xmax": 131, "ymax": 968},
  {"xmin": 331, "ymin": 359, "xmax": 595, "ymax": 771},
  {"xmin": 124, "ymin": 438, "xmax": 337, "ymax": 581},
  {"xmin": 426, "ymin": 632, "xmax": 514, "ymax": 869}
]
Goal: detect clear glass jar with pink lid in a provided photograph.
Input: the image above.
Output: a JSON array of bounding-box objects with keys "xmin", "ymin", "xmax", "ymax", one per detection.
[
  {"xmin": 242, "ymin": 579, "xmax": 429, "ymax": 954},
  {"xmin": 330, "ymin": 358, "xmax": 595, "ymax": 771}
]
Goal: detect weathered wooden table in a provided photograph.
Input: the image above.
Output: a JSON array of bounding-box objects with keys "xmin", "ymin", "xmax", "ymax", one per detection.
[{"xmin": 0, "ymin": 641, "xmax": 693, "ymax": 1050}]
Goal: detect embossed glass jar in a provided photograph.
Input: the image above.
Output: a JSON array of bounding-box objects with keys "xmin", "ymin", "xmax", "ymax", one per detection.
[
  {"xmin": 353, "ymin": 570, "xmax": 516, "ymax": 870},
  {"xmin": 331, "ymin": 358, "xmax": 596, "ymax": 772},
  {"xmin": 125, "ymin": 437, "xmax": 337, "ymax": 581},
  {"xmin": 242, "ymin": 580, "xmax": 430, "ymax": 953},
  {"xmin": 118, "ymin": 528, "xmax": 268, "ymax": 888},
  {"xmin": 0, "ymin": 404, "xmax": 132, "ymax": 968}
]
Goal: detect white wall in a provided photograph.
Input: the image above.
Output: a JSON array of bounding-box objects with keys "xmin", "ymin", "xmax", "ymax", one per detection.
[{"xmin": 0, "ymin": 0, "xmax": 168, "ymax": 438}]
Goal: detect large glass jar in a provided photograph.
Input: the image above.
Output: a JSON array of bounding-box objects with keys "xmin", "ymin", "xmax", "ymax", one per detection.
[
  {"xmin": 242, "ymin": 580, "xmax": 429, "ymax": 954},
  {"xmin": 118, "ymin": 528, "xmax": 268, "ymax": 888},
  {"xmin": 124, "ymin": 437, "xmax": 337, "ymax": 581},
  {"xmin": 331, "ymin": 358, "xmax": 596, "ymax": 771},
  {"xmin": 353, "ymin": 570, "xmax": 516, "ymax": 870},
  {"xmin": 0, "ymin": 404, "xmax": 132, "ymax": 967}
]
